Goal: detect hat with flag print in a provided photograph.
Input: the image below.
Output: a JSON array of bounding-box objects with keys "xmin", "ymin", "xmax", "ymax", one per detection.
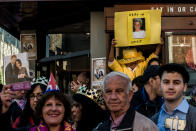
[{"xmin": 45, "ymin": 73, "xmax": 60, "ymax": 93}]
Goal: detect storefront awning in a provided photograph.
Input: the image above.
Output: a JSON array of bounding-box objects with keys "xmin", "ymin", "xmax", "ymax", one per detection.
[{"xmin": 39, "ymin": 50, "xmax": 90, "ymax": 63}]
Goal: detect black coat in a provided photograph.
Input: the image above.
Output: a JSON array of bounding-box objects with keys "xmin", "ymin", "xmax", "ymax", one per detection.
[
  {"xmin": 5, "ymin": 63, "xmax": 18, "ymax": 84},
  {"xmin": 93, "ymin": 106, "xmax": 135, "ymax": 131},
  {"xmin": 131, "ymin": 87, "xmax": 163, "ymax": 118}
]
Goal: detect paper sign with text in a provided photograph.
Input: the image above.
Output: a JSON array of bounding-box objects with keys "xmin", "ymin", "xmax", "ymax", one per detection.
[{"xmin": 115, "ymin": 10, "xmax": 162, "ymax": 47}]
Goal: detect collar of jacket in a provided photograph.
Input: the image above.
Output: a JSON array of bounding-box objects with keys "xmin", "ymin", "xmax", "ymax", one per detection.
[
  {"xmin": 100, "ymin": 105, "xmax": 135, "ymax": 131},
  {"xmin": 116, "ymin": 105, "xmax": 135, "ymax": 131}
]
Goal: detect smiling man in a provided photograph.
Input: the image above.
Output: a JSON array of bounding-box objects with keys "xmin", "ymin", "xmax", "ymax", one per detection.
[
  {"xmin": 152, "ymin": 63, "xmax": 196, "ymax": 131},
  {"xmin": 94, "ymin": 71, "xmax": 158, "ymax": 131}
]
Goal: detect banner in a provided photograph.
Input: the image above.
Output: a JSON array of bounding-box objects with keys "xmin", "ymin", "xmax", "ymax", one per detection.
[{"xmin": 115, "ymin": 10, "xmax": 162, "ymax": 47}]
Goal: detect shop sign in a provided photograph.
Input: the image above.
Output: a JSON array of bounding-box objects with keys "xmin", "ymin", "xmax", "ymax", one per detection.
[{"xmin": 115, "ymin": 4, "xmax": 196, "ymax": 16}]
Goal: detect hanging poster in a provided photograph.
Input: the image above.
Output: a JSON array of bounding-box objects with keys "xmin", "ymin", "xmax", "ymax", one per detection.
[
  {"xmin": 20, "ymin": 34, "xmax": 37, "ymax": 60},
  {"xmin": 115, "ymin": 10, "xmax": 162, "ymax": 47},
  {"xmin": 91, "ymin": 57, "xmax": 106, "ymax": 90},
  {"xmin": 4, "ymin": 52, "xmax": 31, "ymax": 90}
]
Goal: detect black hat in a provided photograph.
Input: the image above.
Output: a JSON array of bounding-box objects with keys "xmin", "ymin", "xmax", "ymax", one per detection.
[{"xmin": 142, "ymin": 65, "xmax": 160, "ymax": 83}]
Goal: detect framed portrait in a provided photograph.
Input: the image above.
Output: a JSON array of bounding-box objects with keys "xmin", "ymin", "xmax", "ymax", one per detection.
[
  {"xmin": 91, "ymin": 57, "xmax": 106, "ymax": 89},
  {"xmin": 4, "ymin": 52, "xmax": 30, "ymax": 85},
  {"xmin": 132, "ymin": 18, "xmax": 146, "ymax": 39},
  {"xmin": 165, "ymin": 32, "xmax": 196, "ymax": 85},
  {"xmin": 20, "ymin": 34, "xmax": 37, "ymax": 60}
]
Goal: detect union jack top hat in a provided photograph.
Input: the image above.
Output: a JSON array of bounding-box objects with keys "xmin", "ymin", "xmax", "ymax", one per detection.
[{"xmin": 45, "ymin": 73, "xmax": 60, "ymax": 93}]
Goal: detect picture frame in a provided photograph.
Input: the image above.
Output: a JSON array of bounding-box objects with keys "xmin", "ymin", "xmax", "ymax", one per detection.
[
  {"xmin": 91, "ymin": 57, "xmax": 106, "ymax": 89},
  {"xmin": 20, "ymin": 34, "xmax": 37, "ymax": 60},
  {"xmin": 4, "ymin": 52, "xmax": 31, "ymax": 89}
]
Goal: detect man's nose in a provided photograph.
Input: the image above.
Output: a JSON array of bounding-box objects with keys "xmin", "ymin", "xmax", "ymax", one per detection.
[
  {"xmin": 168, "ymin": 83, "xmax": 174, "ymax": 89},
  {"xmin": 110, "ymin": 92, "xmax": 117, "ymax": 99}
]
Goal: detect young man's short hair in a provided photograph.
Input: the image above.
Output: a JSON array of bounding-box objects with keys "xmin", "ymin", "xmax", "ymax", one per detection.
[{"xmin": 159, "ymin": 63, "xmax": 189, "ymax": 83}]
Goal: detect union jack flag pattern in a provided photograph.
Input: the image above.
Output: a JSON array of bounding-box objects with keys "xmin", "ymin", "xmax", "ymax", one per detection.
[{"xmin": 45, "ymin": 73, "xmax": 60, "ymax": 93}]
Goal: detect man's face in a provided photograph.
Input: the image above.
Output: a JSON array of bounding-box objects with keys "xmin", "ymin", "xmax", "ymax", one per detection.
[
  {"xmin": 126, "ymin": 61, "xmax": 138, "ymax": 70},
  {"xmin": 15, "ymin": 90, "xmax": 27, "ymax": 99},
  {"xmin": 103, "ymin": 76, "xmax": 132, "ymax": 114},
  {"xmin": 151, "ymin": 75, "xmax": 162, "ymax": 96},
  {"xmin": 11, "ymin": 57, "xmax": 16, "ymax": 64},
  {"xmin": 161, "ymin": 72, "xmax": 187, "ymax": 103}
]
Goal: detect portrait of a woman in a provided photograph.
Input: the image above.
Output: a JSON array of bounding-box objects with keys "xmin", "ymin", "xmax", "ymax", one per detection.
[{"xmin": 133, "ymin": 18, "xmax": 146, "ymax": 39}]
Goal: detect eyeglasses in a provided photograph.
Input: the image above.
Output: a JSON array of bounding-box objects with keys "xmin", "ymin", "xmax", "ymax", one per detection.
[{"xmin": 30, "ymin": 93, "xmax": 43, "ymax": 100}]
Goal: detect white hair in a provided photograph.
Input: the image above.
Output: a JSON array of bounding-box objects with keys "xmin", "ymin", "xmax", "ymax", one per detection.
[{"xmin": 102, "ymin": 71, "xmax": 132, "ymax": 93}]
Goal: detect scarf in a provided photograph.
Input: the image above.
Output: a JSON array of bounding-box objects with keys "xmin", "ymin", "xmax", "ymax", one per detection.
[{"xmin": 30, "ymin": 121, "xmax": 75, "ymax": 131}]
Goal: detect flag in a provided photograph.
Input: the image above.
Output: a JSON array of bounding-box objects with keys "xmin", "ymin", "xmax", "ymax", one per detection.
[{"xmin": 45, "ymin": 73, "xmax": 60, "ymax": 93}]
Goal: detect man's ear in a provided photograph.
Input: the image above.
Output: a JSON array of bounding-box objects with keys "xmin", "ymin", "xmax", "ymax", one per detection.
[
  {"xmin": 183, "ymin": 83, "xmax": 188, "ymax": 92},
  {"xmin": 129, "ymin": 90, "xmax": 134, "ymax": 102},
  {"xmin": 149, "ymin": 77, "xmax": 154, "ymax": 85}
]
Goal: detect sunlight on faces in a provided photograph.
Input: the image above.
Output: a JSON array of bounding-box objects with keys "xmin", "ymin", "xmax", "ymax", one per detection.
[
  {"xmin": 30, "ymin": 85, "xmax": 43, "ymax": 111},
  {"xmin": 103, "ymin": 76, "xmax": 133, "ymax": 114},
  {"xmin": 42, "ymin": 97, "xmax": 65, "ymax": 126},
  {"xmin": 161, "ymin": 72, "xmax": 187, "ymax": 103}
]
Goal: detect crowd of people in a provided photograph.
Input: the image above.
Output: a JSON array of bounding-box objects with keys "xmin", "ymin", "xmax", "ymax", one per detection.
[{"xmin": 0, "ymin": 38, "xmax": 196, "ymax": 131}]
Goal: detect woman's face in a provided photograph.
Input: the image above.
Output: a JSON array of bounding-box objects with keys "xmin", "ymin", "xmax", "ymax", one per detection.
[
  {"xmin": 16, "ymin": 61, "xmax": 21, "ymax": 68},
  {"xmin": 134, "ymin": 21, "xmax": 141, "ymax": 31},
  {"xmin": 71, "ymin": 103, "xmax": 82, "ymax": 122},
  {"xmin": 30, "ymin": 85, "xmax": 43, "ymax": 111},
  {"xmin": 42, "ymin": 97, "xmax": 65, "ymax": 126}
]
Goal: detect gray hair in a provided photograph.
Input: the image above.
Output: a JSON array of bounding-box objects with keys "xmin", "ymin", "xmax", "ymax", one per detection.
[
  {"xmin": 133, "ymin": 18, "xmax": 143, "ymax": 25},
  {"xmin": 102, "ymin": 71, "xmax": 132, "ymax": 93}
]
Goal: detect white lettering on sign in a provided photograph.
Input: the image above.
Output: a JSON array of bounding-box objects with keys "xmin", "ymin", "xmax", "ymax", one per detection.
[
  {"xmin": 151, "ymin": 7, "xmax": 164, "ymax": 11},
  {"xmin": 190, "ymin": 7, "xmax": 196, "ymax": 12},
  {"xmin": 177, "ymin": 7, "xmax": 186, "ymax": 12},
  {"xmin": 151, "ymin": 6, "xmax": 196, "ymax": 13},
  {"xmin": 167, "ymin": 7, "xmax": 174, "ymax": 12}
]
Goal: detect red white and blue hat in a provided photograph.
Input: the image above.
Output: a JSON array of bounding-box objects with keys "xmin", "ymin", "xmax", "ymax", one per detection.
[{"xmin": 45, "ymin": 73, "xmax": 60, "ymax": 93}]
